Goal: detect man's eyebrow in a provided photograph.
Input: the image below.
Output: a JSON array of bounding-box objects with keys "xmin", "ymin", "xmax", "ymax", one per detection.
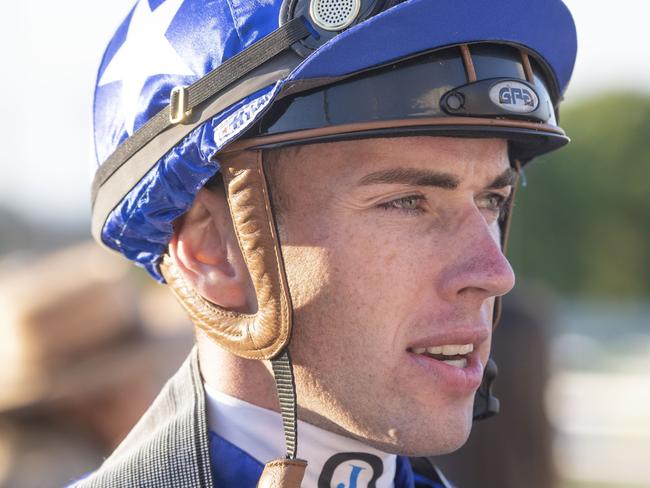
[
  {"xmin": 358, "ymin": 168, "xmax": 459, "ymax": 189},
  {"xmin": 486, "ymin": 168, "xmax": 517, "ymax": 189}
]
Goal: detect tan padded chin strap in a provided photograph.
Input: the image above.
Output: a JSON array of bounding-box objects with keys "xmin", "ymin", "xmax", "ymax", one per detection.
[
  {"xmin": 162, "ymin": 150, "xmax": 306, "ymax": 486},
  {"xmin": 160, "ymin": 149, "xmax": 292, "ymax": 360}
]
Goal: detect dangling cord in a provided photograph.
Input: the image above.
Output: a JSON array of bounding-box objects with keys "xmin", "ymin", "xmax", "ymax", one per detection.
[
  {"xmin": 493, "ymin": 158, "xmax": 523, "ymax": 328},
  {"xmin": 475, "ymin": 159, "xmax": 524, "ymax": 421},
  {"xmin": 271, "ymin": 349, "xmax": 299, "ymax": 459},
  {"xmin": 501, "ymin": 159, "xmax": 522, "ymax": 256}
]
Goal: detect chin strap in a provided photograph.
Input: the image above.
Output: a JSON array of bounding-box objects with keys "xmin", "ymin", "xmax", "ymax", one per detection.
[
  {"xmin": 258, "ymin": 350, "xmax": 307, "ymax": 488},
  {"xmin": 271, "ymin": 350, "xmax": 300, "ymax": 459}
]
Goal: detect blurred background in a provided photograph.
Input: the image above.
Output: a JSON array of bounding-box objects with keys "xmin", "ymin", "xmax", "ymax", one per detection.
[{"xmin": 0, "ymin": 0, "xmax": 648, "ymax": 487}]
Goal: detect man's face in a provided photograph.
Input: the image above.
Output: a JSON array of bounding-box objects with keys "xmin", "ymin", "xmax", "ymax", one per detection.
[{"xmin": 267, "ymin": 136, "xmax": 515, "ymax": 456}]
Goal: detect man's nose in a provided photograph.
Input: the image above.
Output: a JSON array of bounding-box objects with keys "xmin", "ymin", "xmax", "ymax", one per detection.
[{"xmin": 437, "ymin": 209, "xmax": 516, "ymax": 304}]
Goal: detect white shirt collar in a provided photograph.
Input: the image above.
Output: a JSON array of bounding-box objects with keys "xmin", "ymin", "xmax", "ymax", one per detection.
[{"xmin": 204, "ymin": 383, "xmax": 396, "ymax": 488}]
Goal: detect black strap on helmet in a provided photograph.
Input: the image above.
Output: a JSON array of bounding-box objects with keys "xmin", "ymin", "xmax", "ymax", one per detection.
[{"xmin": 91, "ymin": 17, "xmax": 311, "ymax": 209}]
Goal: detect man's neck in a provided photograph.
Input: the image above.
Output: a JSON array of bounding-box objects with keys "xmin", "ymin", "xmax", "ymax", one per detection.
[
  {"xmin": 204, "ymin": 384, "xmax": 397, "ymax": 488},
  {"xmin": 197, "ymin": 334, "xmax": 397, "ymax": 487},
  {"xmin": 197, "ymin": 330, "xmax": 279, "ymax": 411}
]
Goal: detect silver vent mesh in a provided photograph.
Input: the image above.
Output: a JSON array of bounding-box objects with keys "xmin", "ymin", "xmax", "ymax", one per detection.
[{"xmin": 310, "ymin": 0, "xmax": 361, "ymax": 31}]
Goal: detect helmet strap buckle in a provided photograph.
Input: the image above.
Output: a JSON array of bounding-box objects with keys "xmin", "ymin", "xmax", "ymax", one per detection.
[{"xmin": 169, "ymin": 86, "xmax": 192, "ymax": 124}]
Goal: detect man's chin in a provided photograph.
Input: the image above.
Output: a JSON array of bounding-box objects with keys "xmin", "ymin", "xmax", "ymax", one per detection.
[
  {"xmin": 383, "ymin": 405, "xmax": 475, "ymax": 457},
  {"xmin": 347, "ymin": 412, "xmax": 474, "ymax": 457},
  {"xmin": 390, "ymin": 428, "xmax": 472, "ymax": 458},
  {"xmin": 297, "ymin": 390, "xmax": 475, "ymax": 457}
]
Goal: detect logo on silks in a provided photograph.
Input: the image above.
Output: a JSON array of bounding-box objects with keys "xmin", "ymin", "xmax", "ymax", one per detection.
[
  {"xmin": 318, "ymin": 452, "xmax": 383, "ymax": 488},
  {"xmin": 489, "ymin": 81, "xmax": 539, "ymax": 113}
]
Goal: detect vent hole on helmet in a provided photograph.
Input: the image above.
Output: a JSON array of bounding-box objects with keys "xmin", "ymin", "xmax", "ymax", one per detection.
[{"xmin": 310, "ymin": 0, "xmax": 361, "ymax": 31}]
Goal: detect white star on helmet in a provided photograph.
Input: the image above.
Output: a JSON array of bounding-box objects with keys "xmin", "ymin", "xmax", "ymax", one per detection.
[{"xmin": 98, "ymin": 0, "xmax": 194, "ymax": 135}]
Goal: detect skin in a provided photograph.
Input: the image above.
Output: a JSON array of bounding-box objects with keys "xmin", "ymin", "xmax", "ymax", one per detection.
[{"xmin": 170, "ymin": 136, "xmax": 515, "ymax": 457}]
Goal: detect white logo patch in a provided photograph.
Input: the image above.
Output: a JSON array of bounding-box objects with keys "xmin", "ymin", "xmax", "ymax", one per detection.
[
  {"xmin": 213, "ymin": 90, "xmax": 275, "ymax": 148},
  {"xmin": 489, "ymin": 81, "xmax": 539, "ymax": 113}
]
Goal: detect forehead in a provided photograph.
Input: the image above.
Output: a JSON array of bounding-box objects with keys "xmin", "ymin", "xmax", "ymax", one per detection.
[{"xmin": 271, "ymin": 136, "xmax": 510, "ymax": 186}]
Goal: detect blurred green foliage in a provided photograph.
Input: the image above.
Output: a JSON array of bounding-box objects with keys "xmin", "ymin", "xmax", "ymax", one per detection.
[{"xmin": 508, "ymin": 93, "xmax": 650, "ymax": 298}]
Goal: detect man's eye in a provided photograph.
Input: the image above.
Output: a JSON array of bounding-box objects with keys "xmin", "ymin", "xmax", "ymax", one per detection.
[
  {"xmin": 478, "ymin": 193, "xmax": 510, "ymax": 218},
  {"xmin": 379, "ymin": 195, "xmax": 424, "ymax": 213}
]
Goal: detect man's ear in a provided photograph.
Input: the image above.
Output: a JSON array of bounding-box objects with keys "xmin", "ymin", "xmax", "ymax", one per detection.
[{"xmin": 168, "ymin": 186, "xmax": 255, "ymax": 313}]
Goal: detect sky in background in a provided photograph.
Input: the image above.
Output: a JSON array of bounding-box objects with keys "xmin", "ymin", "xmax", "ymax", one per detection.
[{"xmin": 0, "ymin": 0, "xmax": 648, "ymax": 224}]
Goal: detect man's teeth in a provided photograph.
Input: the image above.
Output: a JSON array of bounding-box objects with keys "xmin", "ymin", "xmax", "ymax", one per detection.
[
  {"xmin": 442, "ymin": 358, "xmax": 468, "ymax": 368},
  {"xmin": 412, "ymin": 344, "xmax": 474, "ymax": 355},
  {"xmin": 411, "ymin": 344, "xmax": 472, "ymax": 368}
]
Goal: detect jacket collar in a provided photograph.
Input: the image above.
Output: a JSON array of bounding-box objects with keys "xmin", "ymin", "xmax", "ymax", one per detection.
[{"xmin": 71, "ymin": 348, "xmax": 214, "ymax": 487}]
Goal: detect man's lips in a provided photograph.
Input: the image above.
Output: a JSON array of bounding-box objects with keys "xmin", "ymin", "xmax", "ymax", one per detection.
[
  {"xmin": 406, "ymin": 349, "xmax": 485, "ymax": 394},
  {"xmin": 404, "ymin": 327, "xmax": 490, "ymax": 394},
  {"xmin": 406, "ymin": 327, "xmax": 490, "ymax": 351}
]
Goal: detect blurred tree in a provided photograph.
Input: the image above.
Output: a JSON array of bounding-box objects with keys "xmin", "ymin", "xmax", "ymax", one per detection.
[{"xmin": 509, "ymin": 93, "xmax": 650, "ymax": 298}]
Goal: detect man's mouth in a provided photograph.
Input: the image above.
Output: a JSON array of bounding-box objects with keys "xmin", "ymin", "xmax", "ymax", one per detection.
[{"xmin": 407, "ymin": 344, "xmax": 474, "ymax": 368}]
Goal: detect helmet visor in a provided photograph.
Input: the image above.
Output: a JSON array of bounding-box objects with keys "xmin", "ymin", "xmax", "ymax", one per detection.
[{"xmin": 232, "ymin": 43, "xmax": 568, "ymax": 163}]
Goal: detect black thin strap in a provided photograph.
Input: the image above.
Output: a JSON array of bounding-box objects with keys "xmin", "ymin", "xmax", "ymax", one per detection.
[
  {"xmin": 271, "ymin": 349, "xmax": 299, "ymax": 459},
  {"xmin": 91, "ymin": 17, "xmax": 310, "ymax": 205},
  {"xmin": 472, "ymin": 357, "xmax": 500, "ymax": 421}
]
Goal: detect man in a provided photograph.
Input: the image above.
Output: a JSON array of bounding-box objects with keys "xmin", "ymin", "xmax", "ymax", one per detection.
[{"xmin": 83, "ymin": 0, "xmax": 577, "ymax": 486}]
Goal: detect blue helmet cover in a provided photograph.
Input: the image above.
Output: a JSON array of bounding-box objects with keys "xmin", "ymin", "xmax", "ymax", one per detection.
[{"xmin": 93, "ymin": 0, "xmax": 577, "ymax": 279}]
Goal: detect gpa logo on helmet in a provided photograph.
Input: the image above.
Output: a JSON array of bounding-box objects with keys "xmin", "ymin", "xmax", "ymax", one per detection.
[{"xmin": 489, "ymin": 81, "xmax": 539, "ymax": 113}]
